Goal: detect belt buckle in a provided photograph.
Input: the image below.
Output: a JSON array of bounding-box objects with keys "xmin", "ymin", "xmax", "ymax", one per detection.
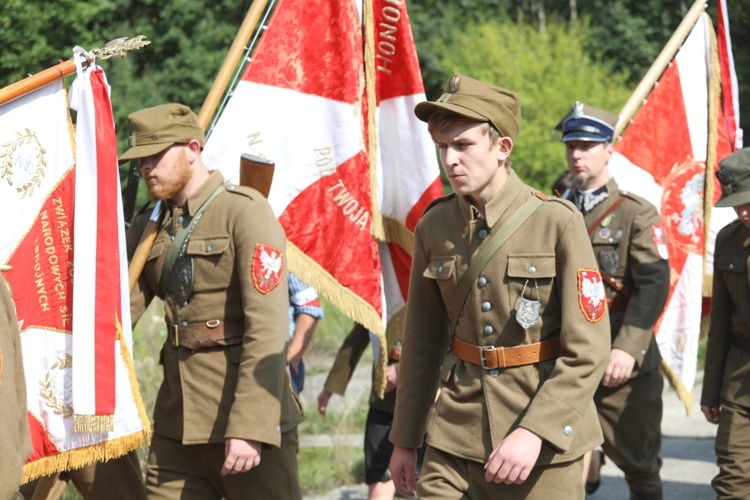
[{"xmin": 480, "ymin": 345, "xmax": 497, "ymax": 370}]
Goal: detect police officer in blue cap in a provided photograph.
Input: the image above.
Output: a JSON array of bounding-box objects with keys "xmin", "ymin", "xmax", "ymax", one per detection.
[{"xmin": 557, "ymin": 102, "xmax": 670, "ymax": 500}]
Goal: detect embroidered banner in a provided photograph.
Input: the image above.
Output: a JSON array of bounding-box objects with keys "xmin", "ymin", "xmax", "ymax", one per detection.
[{"xmin": 0, "ymin": 64, "xmax": 149, "ymax": 482}]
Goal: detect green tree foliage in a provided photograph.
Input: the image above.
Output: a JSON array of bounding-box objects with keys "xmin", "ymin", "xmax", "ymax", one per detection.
[{"xmin": 433, "ymin": 19, "xmax": 632, "ymax": 190}]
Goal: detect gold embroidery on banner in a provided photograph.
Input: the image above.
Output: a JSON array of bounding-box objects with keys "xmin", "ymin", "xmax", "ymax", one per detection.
[
  {"xmin": 0, "ymin": 128, "xmax": 47, "ymax": 198},
  {"xmin": 74, "ymin": 414, "xmax": 115, "ymax": 433},
  {"xmin": 40, "ymin": 354, "xmax": 73, "ymax": 418}
]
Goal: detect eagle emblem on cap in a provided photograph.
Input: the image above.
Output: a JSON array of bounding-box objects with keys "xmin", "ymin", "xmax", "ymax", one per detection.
[
  {"xmin": 447, "ymin": 75, "xmax": 461, "ymax": 94},
  {"xmin": 572, "ymin": 101, "xmax": 584, "ymax": 119},
  {"xmin": 717, "ymin": 165, "xmax": 733, "ymax": 190}
]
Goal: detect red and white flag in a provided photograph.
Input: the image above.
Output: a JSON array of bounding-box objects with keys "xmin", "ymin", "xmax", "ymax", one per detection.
[
  {"xmin": 717, "ymin": 0, "xmax": 743, "ymax": 151},
  {"xmin": 0, "ymin": 58, "xmax": 149, "ymax": 482},
  {"xmin": 203, "ymin": 0, "xmax": 442, "ymax": 350},
  {"xmin": 609, "ymin": 12, "xmax": 736, "ymax": 410}
]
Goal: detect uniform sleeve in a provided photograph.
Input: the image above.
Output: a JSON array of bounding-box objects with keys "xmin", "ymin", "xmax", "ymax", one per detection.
[
  {"xmin": 225, "ymin": 197, "xmax": 290, "ymax": 444},
  {"xmin": 700, "ymin": 229, "xmax": 732, "ymax": 408},
  {"xmin": 126, "ymin": 212, "xmax": 155, "ymax": 326},
  {"xmin": 0, "ymin": 275, "xmax": 31, "ymax": 480},
  {"xmin": 389, "ymin": 226, "xmax": 451, "ymax": 449},
  {"xmin": 613, "ymin": 202, "xmax": 670, "ymax": 363},
  {"xmin": 519, "ymin": 209, "xmax": 610, "ymax": 452},
  {"xmin": 323, "ymin": 323, "xmax": 370, "ymax": 395}
]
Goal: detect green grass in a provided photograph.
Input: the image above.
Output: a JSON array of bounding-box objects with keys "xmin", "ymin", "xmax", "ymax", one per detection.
[{"xmin": 299, "ymin": 445, "xmax": 366, "ymax": 495}]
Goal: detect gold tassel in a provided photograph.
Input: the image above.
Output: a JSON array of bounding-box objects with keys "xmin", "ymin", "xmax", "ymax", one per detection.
[
  {"xmin": 660, "ymin": 359, "xmax": 693, "ymax": 416},
  {"xmin": 704, "ymin": 13, "xmax": 721, "ymax": 297}
]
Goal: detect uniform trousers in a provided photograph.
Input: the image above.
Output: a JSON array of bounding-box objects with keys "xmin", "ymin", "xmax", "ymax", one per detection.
[
  {"xmin": 595, "ymin": 367, "xmax": 663, "ymax": 499},
  {"xmin": 19, "ymin": 451, "xmax": 145, "ymax": 500},
  {"xmin": 416, "ymin": 444, "xmax": 584, "ymax": 499},
  {"xmin": 145, "ymin": 431, "xmax": 300, "ymax": 499},
  {"xmin": 712, "ymin": 400, "xmax": 750, "ymax": 499}
]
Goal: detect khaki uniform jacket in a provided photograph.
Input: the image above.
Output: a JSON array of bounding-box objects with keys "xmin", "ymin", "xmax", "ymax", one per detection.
[
  {"xmin": 390, "ymin": 170, "xmax": 610, "ymax": 465},
  {"xmin": 324, "ymin": 323, "xmax": 398, "ymax": 413},
  {"xmin": 573, "ymin": 179, "xmax": 669, "ymax": 372},
  {"xmin": 701, "ymin": 220, "xmax": 750, "ymax": 408},
  {"xmin": 128, "ymin": 171, "xmax": 302, "ymax": 447},
  {"xmin": 0, "ymin": 273, "xmax": 31, "ymax": 495}
]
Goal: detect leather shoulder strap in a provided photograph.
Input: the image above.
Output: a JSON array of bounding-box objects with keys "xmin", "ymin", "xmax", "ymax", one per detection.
[
  {"xmin": 586, "ymin": 195, "xmax": 627, "ymax": 235},
  {"xmin": 449, "ymin": 193, "xmax": 546, "ymax": 335},
  {"xmin": 160, "ymin": 186, "xmax": 225, "ymax": 295}
]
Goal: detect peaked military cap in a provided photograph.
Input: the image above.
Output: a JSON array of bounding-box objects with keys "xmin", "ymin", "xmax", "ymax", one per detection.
[
  {"xmin": 119, "ymin": 103, "xmax": 204, "ymax": 162},
  {"xmin": 415, "ymin": 73, "xmax": 521, "ymax": 140},
  {"xmin": 557, "ymin": 101, "xmax": 618, "ymax": 143},
  {"xmin": 715, "ymin": 148, "xmax": 750, "ymax": 207}
]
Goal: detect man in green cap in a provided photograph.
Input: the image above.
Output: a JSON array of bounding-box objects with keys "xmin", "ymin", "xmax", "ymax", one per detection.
[
  {"xmin": 123, "ymin": 103, "xmax": 302, "ymax": 498},
  {"xmin": 557, "ymin": 101, "xmax": 670, "ymax": 499},
  {"xmin": 388, "ymin": 74, "xmax": 610, "ymax": 498},
  {"xmin": 701, "ymin": 147, "xmax": 750, "ymax": 499}
]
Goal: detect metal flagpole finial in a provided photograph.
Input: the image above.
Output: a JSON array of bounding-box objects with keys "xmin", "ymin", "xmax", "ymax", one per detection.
[{"xmin": 88, "ymin": 35, "xmax": 151, "ymax": 61}]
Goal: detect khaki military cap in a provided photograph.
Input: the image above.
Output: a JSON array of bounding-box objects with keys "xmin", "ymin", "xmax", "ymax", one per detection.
[
  {"xmin": 415, "ymin": 73, "xmax": 521, "ymax": 140},
  {"xmin": 556, "ymin": 101, "xmax": 618, "ymax": 143},
  {"xmin": 119, "ymin": 103, "xmax": 204, "ymax": 162},
  {"xmin": 716, "ymin": 148, "xmax": 750, "ymax": 207}
]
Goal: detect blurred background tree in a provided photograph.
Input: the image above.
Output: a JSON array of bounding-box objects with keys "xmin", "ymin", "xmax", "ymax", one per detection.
[{"xmin": 1, "ymin": 0, "xmax": 748, "ymax": 192}]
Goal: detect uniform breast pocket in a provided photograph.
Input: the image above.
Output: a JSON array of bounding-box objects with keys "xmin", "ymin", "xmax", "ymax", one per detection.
[
  {"xmin": 423, "ymin": 256, "xmax": 457, "ymax": 305},
  {"xmin": 506, "ymin": 254, "xmax": 556, "ymax": 313},
  {"xmin": 717, "ymin": 254, "xmax": 747, "ymax": 289},
  {"xmin": 186, "ymin": 234, "xmax": 231, "ymax": 291}
]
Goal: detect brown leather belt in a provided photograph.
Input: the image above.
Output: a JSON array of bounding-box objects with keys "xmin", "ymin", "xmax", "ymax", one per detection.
[
  {"xmin": 607, "ymin": 297, "xmax": 629, "ymax": 314},
  {"xmin": 170, "ymin": 320, "xmax": 244, "ymax": 351},
  {"xmin": 451, "ymin": 336, "xmax": 561, "ymax": 370},
  {"xmin": 731, "ymin": 335, "xmax": 750, "ymax": 353}
]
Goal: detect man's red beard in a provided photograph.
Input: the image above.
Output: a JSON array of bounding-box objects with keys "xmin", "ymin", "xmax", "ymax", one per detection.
[{"xmin": 147, "ymin": 150, "xmax": 193, "ymax": 202}]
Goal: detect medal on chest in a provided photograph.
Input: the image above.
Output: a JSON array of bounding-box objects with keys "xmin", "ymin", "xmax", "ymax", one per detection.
[
  {"xmin": 169, "ymin": 256, "xmax": 194, "ymax": 305},
  {"xmin": 515, "ymin": 279, "xmax": 541, "ymax": 329}
]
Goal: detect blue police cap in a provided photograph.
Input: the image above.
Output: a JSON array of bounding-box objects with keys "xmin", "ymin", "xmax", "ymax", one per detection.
[{"xmin": 556, "ymin": 101, "xmax": 618, "ymax": 143}]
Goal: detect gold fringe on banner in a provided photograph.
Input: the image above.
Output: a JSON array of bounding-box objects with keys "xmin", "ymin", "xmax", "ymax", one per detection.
[
  {"xmin": 382, "ymin": 215, "xmax": 414, "ymax": 256},
  {"xmin": 22, "ymin": 318, "xmax": 151, "ymax": 484},
  {"xmin": 660, "ymin": 359, "xmax": 693, "ymax": 416},
  {"xmin": 363, "ymin": 0, "xmax": 386, "ymax": 243},
  {"xmin": 286, "ymin": 242, "xmax": 388, "ymax": 395},
  {"xmin": 703, "ymin": 13, "xmax": 722, "ymax": 298},
  {"xmin": 21, "ymin": 430, "xmax": 147, "ymax": 484}
]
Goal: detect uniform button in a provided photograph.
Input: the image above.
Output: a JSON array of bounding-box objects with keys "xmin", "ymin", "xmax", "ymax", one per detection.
[
  {"xmin": 228, "ymin": 185, "xmax": 236, "ymax": 190},
  {"xmin": 529, "ymin": 266, "xmax": 536, "ymax": 274},
  {"xmin": 484, "ymin": 325, "xmax": 494, "ymax": 335},
  {"xmin": 482, "ymin": 301, "xmax": 492, "ymax": 312},
  {"xmin": 276, "ymin": 425, "xmax": 281, "ymax": 433},
  {"xmin": 177, "ymin": 216, "xmax": 184, "ymax": 225},
  {"xmin": 641, "ymin": 350, "xmax": 647, "ymax": 356},
  {"xmin": 437, "ymin": 265, "xmax": 444, "ymax": 274},
  {"xmin": 489, "ymin": 369, "xmax": 500, "ymax": 378},
  {"xmin": 206, "ymin": 245, "xmax": 213, "ymax": 252},
  {"xmin": 729, "ymin": 264, "xmax": 735, "ymax": 269},
  {"xmin": 182, "ymin": 302, "xmax": 188, "ymax": 307},
  {"xmin": 563, "ymin": 425, "xmax": 573, "ymax": 436},
  {"xmin": 180, "ymin": 320, "xmax": 188, "ymax": 326},
  {"xmin": 478, "ymin": 229, "xmax": 488, "ymax": 239},
  {"xmin": 478, "ymin": 276, "xmax": 487, "ymax": 288}
]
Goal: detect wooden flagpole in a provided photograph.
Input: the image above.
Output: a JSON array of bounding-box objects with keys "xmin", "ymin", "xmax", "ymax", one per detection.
[
  {"xmin": 614, "ymin": 0, "xmax": 707, "ymax": 140},
  {"xmin": 0, "ymin": 61, "xmax": 78, "ymax": 106},
  {"xmin": 197, "ymin": 0, "xmax": 271, "ymax": 129}
]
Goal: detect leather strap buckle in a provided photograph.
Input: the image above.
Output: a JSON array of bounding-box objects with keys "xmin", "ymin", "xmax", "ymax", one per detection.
[{"xmin": 480, "ymin": 345, "xmax": 498, "ymax": 370}]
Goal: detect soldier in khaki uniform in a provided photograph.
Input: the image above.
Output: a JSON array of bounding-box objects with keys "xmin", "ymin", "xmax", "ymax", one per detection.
[
  {"xmin": 700, "ymin": 147, "xmax": 750, "ymax": 499},
  {"xmin": 122, "ymin": 103, "xmax": 302, "ymax": 498},
  {"xmin": 0, "ymin": 270, "xmax": 31, "ymax": 500},
  {"xmin": 388, "ymin": 74, "xmax": 610, "ymax": 499},
  {"xmin": 558, "ymin": 102, "xmax": 670, "ymax": 499}
]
